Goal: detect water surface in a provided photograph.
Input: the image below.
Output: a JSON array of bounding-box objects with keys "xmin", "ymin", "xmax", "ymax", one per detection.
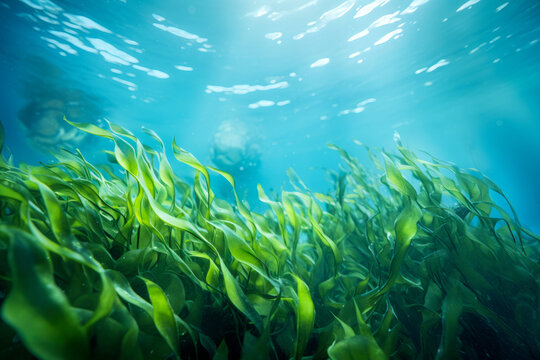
[{"xmin": 1, "ymin": 0, "xmax": 539, "ymax": 229}]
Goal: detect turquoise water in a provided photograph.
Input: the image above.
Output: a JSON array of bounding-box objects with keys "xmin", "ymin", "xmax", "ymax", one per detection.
[{"xmin": 1, "ymin": 0, "xmax": 539, "ymax": 230}]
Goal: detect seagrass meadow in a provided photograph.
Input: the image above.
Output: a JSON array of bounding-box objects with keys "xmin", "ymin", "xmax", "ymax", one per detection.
[{"xmin": 0, "ymin": 119, "xmax": 539, "ymax": 360}]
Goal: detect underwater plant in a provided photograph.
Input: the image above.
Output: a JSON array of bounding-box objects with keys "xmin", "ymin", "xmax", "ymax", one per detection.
[{"xmin": 0, "ymin": 119, "xmax": 539, "ymax": 360}]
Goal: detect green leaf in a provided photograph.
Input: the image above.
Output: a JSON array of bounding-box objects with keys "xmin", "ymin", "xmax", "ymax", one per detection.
[
  {"xmin": 209, "ymin": 166, "xmax": 255, "ymax": 234},
  {"xmin": 33, "ymin": 177, "xmax": 73, "ymax": 246},
  {"xmin": 114, "ymin": 137, "xmax": 139, "ymax": 176},
  {"xmin": 173, "ymin": 140, "xmax": 212, "ymax": 218},
  {"xmin": 435, "ymin": 285, "xmax": 463, "ymax": 360},
  {"xmin": 84, "ymin": 275, "xmax": 116, "ymax": 330},
  {"xmin": 328, "ymin": 335, "xmax": 388, "ymax": 360},
  {"xmin": 383, "ymin": 154, "xmax": 417, "ymax": 199},
  {"xmin": 141, "ymin": 277, "xmax": 180, "ymax": 359},
  {"xmin": 334, "ymin": 315, "xmax": 356, "ymax": 340},
  {"xmin": 384, "ymin": 199, "xmax": 422, "ymax": 291},
  {"xmin": 108, "ymin": 121, "xmax": 138, "ymax": 141},
  {"xmin": 220, "ymin": 260, "xmax": 263, "ymax": 332},
  {"xmin": 293, "ymin": 274, "xmax": 315, "ymax": 360},
  {"xmin": 108, "ymin": 271, "xmax": 153, "ymax": 314},
  {"xmin": 64, "ymin": 117, "xmax": 114, "ymax": 139},
  {"xmin": 213, "ymin": 340, "xmax": 229, "ymax": 360},
  {"xmin": 0, "ymin": 228, "xmax": 89, "ymax": 360},
  {"xmin": 307, "ymin": 201, "xmax": 342, "ymax": 274}
]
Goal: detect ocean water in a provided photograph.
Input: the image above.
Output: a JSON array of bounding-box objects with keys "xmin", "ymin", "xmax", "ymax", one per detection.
[
  {"xmin": 1, "ymin": 0, "xmax": 539, "ymax": 231},
  {"xmin": 2, "ymin": 2, "xmax": 540, "ymax": 359}
]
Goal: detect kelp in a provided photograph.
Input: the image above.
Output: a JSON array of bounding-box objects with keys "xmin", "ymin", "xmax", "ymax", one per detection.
[{"xmin": 0, "ymin": 119, "xmax": 539, "ymax": 359}]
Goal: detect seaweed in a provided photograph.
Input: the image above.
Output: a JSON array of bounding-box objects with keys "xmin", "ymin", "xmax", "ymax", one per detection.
[{"xmin": 0, "ymin": 119, "xmax": 539, "ymax": 359}]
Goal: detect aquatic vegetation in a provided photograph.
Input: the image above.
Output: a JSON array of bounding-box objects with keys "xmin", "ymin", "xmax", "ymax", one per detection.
[{"xmin": 0, "ymin": 119, "xmax": 539, "ymax": 360}]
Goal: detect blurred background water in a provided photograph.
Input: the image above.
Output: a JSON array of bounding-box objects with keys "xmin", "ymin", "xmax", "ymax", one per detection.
[{"xmin": 1, "ymin": 0, "xmax": 539, "ymax": 231}]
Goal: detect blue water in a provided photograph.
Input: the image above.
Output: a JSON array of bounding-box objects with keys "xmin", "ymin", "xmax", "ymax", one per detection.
[{"xmin": 1, "ymin": 0, "xmax": 539, "ymax": 231}]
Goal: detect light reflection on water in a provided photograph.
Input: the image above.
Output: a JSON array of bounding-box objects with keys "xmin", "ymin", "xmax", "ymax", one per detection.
[{"xmin": 1, "ymin": 0, "xmax": 539, "ymax": 230}]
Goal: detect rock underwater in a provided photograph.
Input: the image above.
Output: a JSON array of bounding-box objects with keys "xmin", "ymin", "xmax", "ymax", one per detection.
[{"xmin": 210, "ymin": 120, "xmax": 261, "ymax": 174}]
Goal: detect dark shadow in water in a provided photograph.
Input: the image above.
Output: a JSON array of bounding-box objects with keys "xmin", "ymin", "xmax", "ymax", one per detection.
[
  {"xmin": 17, "ymin": 56, "xmax": 106, "ymax": 153},
  {"xmin": 210, "ymin": 119, "xmax": 263, "ymax": 206}
]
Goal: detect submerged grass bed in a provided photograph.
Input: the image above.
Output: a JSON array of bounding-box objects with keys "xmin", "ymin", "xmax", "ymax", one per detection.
[{"xmin": 0, "ymin": 119, "xmax": 539, "ymax": 359}]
